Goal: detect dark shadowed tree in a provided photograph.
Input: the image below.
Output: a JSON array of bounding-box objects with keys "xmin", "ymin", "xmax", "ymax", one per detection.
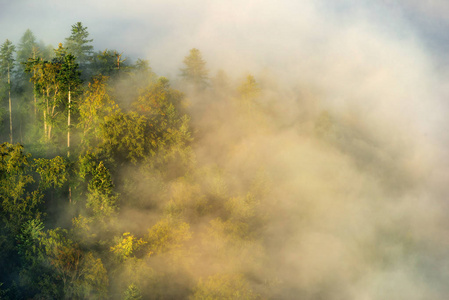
[{"xmin": 91, "ymin": 49, "xmax": 129, "ymax": 78}]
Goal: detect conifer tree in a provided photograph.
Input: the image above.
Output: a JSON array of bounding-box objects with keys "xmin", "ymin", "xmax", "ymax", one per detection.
[
  {"xmin": 65, "ymin": 22, "xmax": 93, "ymax": 75},
  {"xmin": 180, "ymin": 48, "xmax": 209, "ymax": 90},
  {"xmin": 0, "ymin": 40, "xmax": 16, "ymax": 143},
  {"xmin": 16, "ymin": 30, "xmax": 38, "ymax": 70},
  {"xmin": 16, "ymin": 30, "xmax": 40, "ymax": 116}
]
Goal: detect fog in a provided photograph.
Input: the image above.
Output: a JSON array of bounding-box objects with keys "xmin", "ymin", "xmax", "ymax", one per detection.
[{"xmin": 2, "ymin": 0, "xmax": 449, "ymax": 298}]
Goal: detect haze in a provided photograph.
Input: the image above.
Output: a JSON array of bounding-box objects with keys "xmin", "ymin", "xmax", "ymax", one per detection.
[{"xmin": 1, "ymin": 0, "xmax": 449, "ymax": 299}]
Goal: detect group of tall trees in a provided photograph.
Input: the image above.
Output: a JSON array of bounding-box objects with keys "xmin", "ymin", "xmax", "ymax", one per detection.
[{"xmin": 0, "ymin": 22, "xmax": 268, "ymax": 299}]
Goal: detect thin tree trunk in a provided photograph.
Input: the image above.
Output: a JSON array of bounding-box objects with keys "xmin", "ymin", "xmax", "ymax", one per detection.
[
  {"xmin": 33, "ymin": 49, "xmax": 37, "ymax": 117},
  {"xmin": 48, "ymin": 98, "xmax": 57, "ymax": 141},
  {"xmin": 44, "ymin": 96, "xmax": 48, "ymax": 141},
  {"xmin": 8, "ymin": 65, "xmax": 12, "ymax": 144},
  {"xmin": 68, "ymin": 87, "xmax": 72, "ymax": 204},
  {"xmin": 43, "ymin": 110, "xmax": 47, "ymax": 139},
  {"xmin": 67, "ymin": 86, "xmax": 71, "ymax": 156}
]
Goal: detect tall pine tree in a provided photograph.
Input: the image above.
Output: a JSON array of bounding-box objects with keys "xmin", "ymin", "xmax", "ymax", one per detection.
[
  {"xmin": 180, "ymin": 48, "xmax": 209, "ymax": 90},
  {"xmin": 0, "ymin": 40, "xmax": 16, "ymax": 143},
  {"xmin": 65, "ymin": 22, "xmax": 93, "ymax": 77}
]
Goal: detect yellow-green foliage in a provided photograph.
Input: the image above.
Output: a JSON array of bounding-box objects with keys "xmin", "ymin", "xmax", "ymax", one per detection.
[
  {"xmin": 39, "ymin": 228, "xmax": 109, "ymax": 299},
  {"xmin": 78, "ymin": 75, "xmax": 118, "ymax": 148},
  {"xmin": 190, "ymin": 273, "xmax": 259, "ymax": 300},
  {"xmin": 85, "ymin": 161, "xmax": 118, "ymax": 222},
  {"xmin": 110, "ymin": 232, "xmax": 147, "ymax": 261},
  {"xmin": 147, "ymin": 216, "xmax": 192, "ymax": 256},
  {"xmin": 0, "ymin": 143, "xmax": 43, "ymax": 233},
  {"xmin": 123, "ymin": 283, "xmax": 143, "ymax": 300},
  {"xmin": 225, "ymin": 194, "xmax": 258, "ymax": 221},
  {"xmin": 34, "ymin": 156, "xmax": 67, "ymax": 189}
]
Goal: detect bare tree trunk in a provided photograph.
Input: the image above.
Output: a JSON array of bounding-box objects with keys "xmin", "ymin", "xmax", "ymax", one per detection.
[
  {"xmin": 33, "ymin": 48, "xmax": 37, "ymax": 117},
  {"xmin": 44, "ymin": 96, "xmax": 48, "ymax": 141},
  {"xmin": 8, "ymin": 65, "xmax": 12, "ymax": 144},
  {"xmin": 68, "ymin": 87, "xmax": 72, "ymax": 204},
  {"xmin": 67, "ymin": 86, "xmax": 71, "ymax": 156},
  {"xmin": 48, "ymin": 125, "xmax": 52, "ymax": 141}
]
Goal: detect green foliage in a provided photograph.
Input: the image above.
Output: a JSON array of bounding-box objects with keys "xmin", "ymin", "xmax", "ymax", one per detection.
[
  {"xmin": 0, "ymin": 39, "xmax": 15, "ymax": 79},
  {"xmin": 78, "ymin": 75, "xmax": 117, "ymax": 148},
  {"xmin": 133, "ymin": 77, "xmax": 193, "ymax": 171},
  {"xmin": 16, "ymin": 219, "xmax": 44, "ymax": 261},
  {"xmin": 147, "ymin": 216, "xmax": 192, "ymax": 257},
  {"xmin": 0, "ymin": 24, "xmax": 282, "ymax": 299},
  {"xmin": 38, "ymin": 228, "xmax": 109, "ymax": 299},
  {"xmin": 135, "ymin": 77, "xmax": 183, "ymax": 119},
  {"xmin": 180, "ymin": 48, "xmax": 209, "ymax": 89},
  {"xmin": 34, "ymin": 156, "xmax": 68, "ymax": 189},
  {"xmin": 65, "ymin": 22, "xmax": 94, "ymax": 68},
  {"xmin": 16, "ymin": 29, "xmax": 38, "ymax": 65},
  {"xmin": 236, "ymin": 75, "xmax": 260, "ymax": 113},
  {"xmin": 110, "ymin": 232, "xmax": 147, "ymax": 262},
  {"xmin": 190, "ymin": 273, "xmax": 259, "ymax": 300},
  {"xmin": 86, "ymin": 161, "xmax": 118, "ymax": 222},
  {"xmin": 0, "ymin": 143, "xmax": 42, "ymax": 233},
  {"xmin": 59, "ymin": 52, "xmax": 82, "ymax": 90},
  {"xmin": 74, "ymin": 154, "xmax": 118, "ymax": 243},
  {"xmin": 99, "ymin": 110, "xmax": 147, "ymax": 163},
  {"xmin": 25, "ymin": 44, "xmax": 82, "ymax": 142},
  {"xmin": 92, "ymin": 49, "xmax": 129, "ymax": 77},
  {"xmin": 132, "ymin": 58, "xmax": 157, "ymax": 84},
  {"xmin": 123, "ymin": 283, "xmax": 143, "ymax": 300},
  {"xmin": 237, "ymin": 75, "xmax": 259, "ymax": 98}
]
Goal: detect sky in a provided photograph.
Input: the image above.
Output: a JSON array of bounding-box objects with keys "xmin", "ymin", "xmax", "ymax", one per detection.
[
  {"xmin": 1, "ymin": 0, "xmax": 448, "ymax": 123},
  {"xmin": 1, "ymin": 0, "xmax": 449, "ymax": 72}
]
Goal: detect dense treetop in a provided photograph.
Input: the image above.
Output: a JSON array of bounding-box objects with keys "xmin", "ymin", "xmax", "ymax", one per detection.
[
  {"xmin": 0, "ymin": 21, "xmax": 420, "ymax": 300},
  {"xmin": 0, "ymin": 22, "xmax": 271, "ymax": 299}
]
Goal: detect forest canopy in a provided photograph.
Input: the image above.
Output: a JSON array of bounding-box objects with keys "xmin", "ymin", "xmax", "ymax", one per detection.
[{"xmin": 0, "ymin": 20, "xmax": 446, "ymax": 300}]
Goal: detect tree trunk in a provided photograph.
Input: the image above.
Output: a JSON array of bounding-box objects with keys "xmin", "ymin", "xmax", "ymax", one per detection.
[
  {"xmin": 44, "ymin": 96, "xmax": 48, "ymax": 141},
  {"xmin": 8, "ymin": 65, "xmax": 12, "ymax": 144},
  {"xmin": 33, "ymin": 49, "xmax": 37, "ymax": 117},
  {"xmin": 68, "ymin": 87, "xmax": 72, "ymax": 204},
  {"xmin": 67, "ymin": 86, "xmax": 71, "ymax": 156}
]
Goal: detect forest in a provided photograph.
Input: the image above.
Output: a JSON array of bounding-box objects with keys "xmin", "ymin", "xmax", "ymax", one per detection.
[{"xmin": 0, "ymin": 22, "xmax": 445, "ymax": 299}]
